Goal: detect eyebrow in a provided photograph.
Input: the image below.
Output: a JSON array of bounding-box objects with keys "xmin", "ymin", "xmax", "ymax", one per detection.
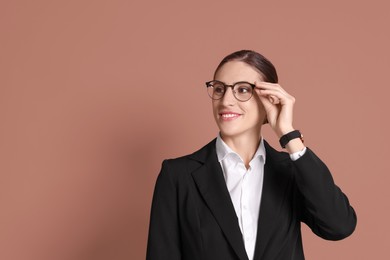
[{"xmin": 213, "ymin": 80, "xmax": 255, "ymax": 85}]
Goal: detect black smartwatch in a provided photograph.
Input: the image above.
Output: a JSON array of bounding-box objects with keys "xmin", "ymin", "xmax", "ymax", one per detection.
[{"xmin": 279, "ymin": 130, "xmax": 304, "ymax": 148}]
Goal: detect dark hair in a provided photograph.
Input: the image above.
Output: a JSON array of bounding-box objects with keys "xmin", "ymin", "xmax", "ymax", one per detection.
[{"xmin": 214, "ymin": 50, "xmax": 278, "ymax": 83}]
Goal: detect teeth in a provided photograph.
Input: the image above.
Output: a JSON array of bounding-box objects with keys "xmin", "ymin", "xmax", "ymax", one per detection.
[{"xmin": 222, "ymin": 114, "xmax": 238, "ymax": 118}]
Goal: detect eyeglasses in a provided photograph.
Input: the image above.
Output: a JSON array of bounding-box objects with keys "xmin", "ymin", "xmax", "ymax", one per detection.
[{"xmin": 205, "ymin": 80, "xmax": 256, "ymax": 102}]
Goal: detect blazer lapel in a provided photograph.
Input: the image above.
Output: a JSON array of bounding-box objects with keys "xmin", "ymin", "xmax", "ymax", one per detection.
[
  {"xmin": 253, "ymin": 141, "xmax": 290, "ymax": 260},
  {"xmin": 190, "ymin": 139, "xmax": 249, "ymax": 260}
]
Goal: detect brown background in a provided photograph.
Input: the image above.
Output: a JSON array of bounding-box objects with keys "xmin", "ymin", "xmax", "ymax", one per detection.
[{"xmin": 1, "ymin": 0, "xmax": 389, "ymax": 259}]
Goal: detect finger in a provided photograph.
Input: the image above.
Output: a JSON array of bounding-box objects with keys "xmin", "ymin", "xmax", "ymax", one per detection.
[
  {"xmin": 258, "ymin": 95, "xmax": 279, "ymax": 125},
  {"xmin": 254, "ymin": 82, "xmax": 282, "ymax": 98},
  {"xmin": 257, "ymin": 89, "xmax": 284, "ymax": 103},
  {"xmin": 255, "ymin": 81, "xmax": 281, "ymax": 90},
  {"xmin": 268, "ymin": 95, "xmax": 280, "ymax": 104},
  {"xmin": 255, "ymin": 81, "xmax": 289, "ymax": 95},
  {"xmin": 256, "ymin": 88, "xmax": 281, "ymax": 107},
  {"xmin": 257, "ymin": 88, "xmax": 294, "ymax": 105},
  {"xmin": 258, "ymin": 94, "xmax": 273, "ymax": 108}
]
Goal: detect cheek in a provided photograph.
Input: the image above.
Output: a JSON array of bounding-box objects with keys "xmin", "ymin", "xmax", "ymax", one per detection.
[
  {"xmin": 246, "ymin": 98, "xmax": 264, "ymax": 113},
  {"xmin": 257, "ymin": 101, "xmax": 265, "ymax": 113},
  {"xmin": 212, "ymin": 101, "xmax": 219, "ymax": 117},
  {"xmin": 252, "ymin": 96, "xmax": 265, "ymax": 114},
  {"xmin": 244, "ymin": 100, "xmax": 266, "ymax": 122}
]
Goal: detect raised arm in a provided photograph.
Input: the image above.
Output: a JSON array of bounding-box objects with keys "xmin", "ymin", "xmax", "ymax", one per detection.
[{"xmin": 255, "ymin": 81, "xmax": 356, "ymax": 239}]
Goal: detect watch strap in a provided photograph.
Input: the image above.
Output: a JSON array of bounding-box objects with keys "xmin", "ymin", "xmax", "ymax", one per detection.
[{"xmin": 279, "ymin": 130, "xmax": 303, "ymax": 148}]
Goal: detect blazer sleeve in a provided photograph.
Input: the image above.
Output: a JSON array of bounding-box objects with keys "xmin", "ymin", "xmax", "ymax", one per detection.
[
  {"xmin": 146, "ymin": 160, "xmax": 181, "ymax": 260},
  {"xmin": 292, "ymin": 148, "xmax": 357, "ymax": 240}
]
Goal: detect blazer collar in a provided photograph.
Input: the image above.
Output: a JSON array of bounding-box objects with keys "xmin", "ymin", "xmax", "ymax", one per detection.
[
  {"xmin": 215, "ymin": 134, "xmax": 266, "ymax": 164},
  {"xmin": 189, "ymin": 138, "xmax": 287, "ymax": 164}
]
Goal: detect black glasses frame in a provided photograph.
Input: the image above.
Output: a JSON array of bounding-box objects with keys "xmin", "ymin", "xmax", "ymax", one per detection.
[{"xmin": 205, "ymin": 80, "xmax": 256, "ymax": 102}]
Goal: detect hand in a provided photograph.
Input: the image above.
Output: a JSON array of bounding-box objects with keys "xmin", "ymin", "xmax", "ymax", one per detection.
[{"xmin": 255, "ymin": 82, "xmax": 296, "ymax": 138}]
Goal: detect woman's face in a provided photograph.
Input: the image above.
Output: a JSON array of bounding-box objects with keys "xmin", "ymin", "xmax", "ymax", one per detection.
[{"xmin": 212, "ymin": 61, "xmax": 267, "ymax": 139}]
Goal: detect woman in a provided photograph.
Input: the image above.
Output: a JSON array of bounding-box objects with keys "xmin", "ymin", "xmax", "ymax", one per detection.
[{"xmin": 147, "ymin": 50, "xmax": 357, "ymax": 260}]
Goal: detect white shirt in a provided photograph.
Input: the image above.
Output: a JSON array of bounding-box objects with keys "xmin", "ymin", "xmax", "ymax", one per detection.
[{"xmin": 216, "ymin": 135, "xmax": 306, "ymax": 260}]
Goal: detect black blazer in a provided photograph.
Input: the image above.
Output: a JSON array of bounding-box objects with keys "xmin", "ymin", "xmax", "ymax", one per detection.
[{"xmin": 147, "ymin": 139, "xmax": 356, "ymax": 260}]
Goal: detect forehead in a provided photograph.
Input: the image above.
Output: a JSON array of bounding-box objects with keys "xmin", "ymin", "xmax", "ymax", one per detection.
[{"xmin": 214, "ymin": 61, "xmax": 264, "ymax": 84}]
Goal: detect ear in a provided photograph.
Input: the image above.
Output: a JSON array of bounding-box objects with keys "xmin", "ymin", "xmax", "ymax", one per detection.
[{"xmin": 263, "ymin": 117, "xmax": 268, "ymax": 125}]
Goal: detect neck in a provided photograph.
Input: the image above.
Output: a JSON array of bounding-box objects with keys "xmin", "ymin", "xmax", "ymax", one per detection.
[{"xmin": 220, "ymin": 129, "xmax": 262, "ymax": 168}]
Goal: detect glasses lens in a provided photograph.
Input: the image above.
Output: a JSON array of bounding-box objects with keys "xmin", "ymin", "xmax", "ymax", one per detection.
[
  {"xmin": 207, "ymin": 81, "xmax": 225, "ymax": 100},
  {"xmin": 234, "ymin": 83, "xmax": 253, "ymax": 101}
]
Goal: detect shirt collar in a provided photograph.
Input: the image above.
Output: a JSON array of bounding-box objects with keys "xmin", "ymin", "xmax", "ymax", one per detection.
[{"xmin": 216, "ymin": 134, "xmax": 266, "ymax": 164}]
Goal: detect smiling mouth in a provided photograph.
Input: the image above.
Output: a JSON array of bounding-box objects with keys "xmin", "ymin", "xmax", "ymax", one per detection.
[{"xmin": 220, "ymin": 113, "xmax": 241, "ymax": 120}]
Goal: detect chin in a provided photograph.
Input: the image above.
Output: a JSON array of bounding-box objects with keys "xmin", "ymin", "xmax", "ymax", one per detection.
[
  {"xmin": 218, "ymin": 123, "xmax": 262, "ymax": 139},
  {"xmin": 219, "ymin": 127, "xmax": 244, "ymax": 138}
]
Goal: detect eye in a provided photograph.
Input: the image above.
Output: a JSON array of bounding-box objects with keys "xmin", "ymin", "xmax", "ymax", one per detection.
[
  {"xmin": 236, "ymin": 84, "xmax": 252, "ymax": 94},
  {"xmin": 213, "ymin": 85, "xmax": 225, "ymax": 94}
]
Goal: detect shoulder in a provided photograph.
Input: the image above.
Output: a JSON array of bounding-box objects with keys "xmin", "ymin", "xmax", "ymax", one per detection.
[
  {"xmin": 159, "ymin": 138, "xmax": 216, "ymax": 177},
  {"xmin": 165, "ymin": 138, "xmax": 215, "ymax": 163}
]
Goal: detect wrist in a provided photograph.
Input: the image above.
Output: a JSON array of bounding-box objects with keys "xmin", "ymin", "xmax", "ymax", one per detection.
[
  {"xmin": 285, "ymin": 138, "xmax": 305, "ymax": 154},
  {"xmin": 279, "ymin": 130, "xmax": 304, "ymax": 149},
  {"xmin": 276, "ymin": 127, "xmax": 295, "ymax": 139}
]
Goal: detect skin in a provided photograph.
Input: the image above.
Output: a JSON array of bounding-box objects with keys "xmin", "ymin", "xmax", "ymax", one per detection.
[{"xmin": 213, "ymin": 61, "xmax": 305, "ymax": 167}]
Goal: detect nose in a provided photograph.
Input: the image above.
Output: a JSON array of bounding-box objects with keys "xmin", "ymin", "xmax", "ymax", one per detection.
[{"xmin": 221, "ymin": 87, "xmax": 236, "ymax": 106}]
